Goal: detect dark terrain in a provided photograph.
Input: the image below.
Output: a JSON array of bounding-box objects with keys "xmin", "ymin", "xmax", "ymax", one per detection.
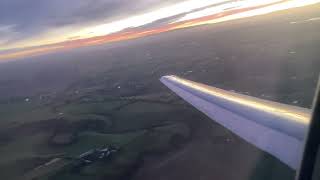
[{"xmin": 0, "ymin": 4, "xmax": 319, "ymax": 180}]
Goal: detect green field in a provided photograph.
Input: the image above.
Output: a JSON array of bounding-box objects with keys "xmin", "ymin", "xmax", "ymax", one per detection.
[{"xmin": 0, "ymin": 92, "xmax": 193, "ymax": 180}]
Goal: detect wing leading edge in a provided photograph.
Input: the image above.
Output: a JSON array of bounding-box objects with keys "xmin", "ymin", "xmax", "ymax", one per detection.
[{"xmin": 160, "ymin": 75, "xmax": 311, "ymax": 169}]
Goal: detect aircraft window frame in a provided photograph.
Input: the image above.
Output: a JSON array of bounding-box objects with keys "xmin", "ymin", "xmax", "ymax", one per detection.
[{"xmin": 297, "ymin": 79, "xmax": 320, "ymax": 180}]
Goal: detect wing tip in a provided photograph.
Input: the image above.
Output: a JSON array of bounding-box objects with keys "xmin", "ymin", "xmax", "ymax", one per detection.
[{"xmin": 160, "ymin": 75, "xmax": 176, "ymax": 83}]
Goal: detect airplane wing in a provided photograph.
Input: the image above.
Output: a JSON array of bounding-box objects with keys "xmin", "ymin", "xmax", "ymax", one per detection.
[{"xmin": 160, "ymin": 75, "xmax": 311, "ymax": 170}]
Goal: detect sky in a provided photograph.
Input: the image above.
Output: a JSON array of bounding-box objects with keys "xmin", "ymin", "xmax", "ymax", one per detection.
[{"xmin": 0, "ymin": 0, "xmax": 320, "ymax": 61}]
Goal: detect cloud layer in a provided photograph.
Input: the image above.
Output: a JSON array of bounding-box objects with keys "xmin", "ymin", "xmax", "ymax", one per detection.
[
  {"xmin": 0, "ymin": 0, "xmax": 186, "ymax": 48},
  {"xmin": 1, "ymin": 0, "xmax": 319, "ymax": 58}
]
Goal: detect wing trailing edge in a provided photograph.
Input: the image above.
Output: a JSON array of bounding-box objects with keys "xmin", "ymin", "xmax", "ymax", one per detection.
[{"xmin": 160, "ymin": 75, "xmax": 311, "ymax": 169}]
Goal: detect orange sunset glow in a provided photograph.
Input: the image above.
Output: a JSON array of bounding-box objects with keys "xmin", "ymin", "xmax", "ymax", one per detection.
[{"xmin": 0, "ymin": 0, "xmax": 319, "ymax": 61}]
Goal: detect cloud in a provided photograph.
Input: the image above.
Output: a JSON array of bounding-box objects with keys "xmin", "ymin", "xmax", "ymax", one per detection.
[
  {"xmin": 0, "ymin": 24, "xmax": 17, "ymax": 46},
  {"xmin": 0, "ymin": 0, "xmax": 186, "ymax": 48}
]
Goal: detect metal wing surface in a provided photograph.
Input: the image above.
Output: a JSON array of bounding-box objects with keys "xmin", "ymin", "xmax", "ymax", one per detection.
[{"xmin": 160, "ymin": 75, "xmax": 311, "ymax": 169}]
